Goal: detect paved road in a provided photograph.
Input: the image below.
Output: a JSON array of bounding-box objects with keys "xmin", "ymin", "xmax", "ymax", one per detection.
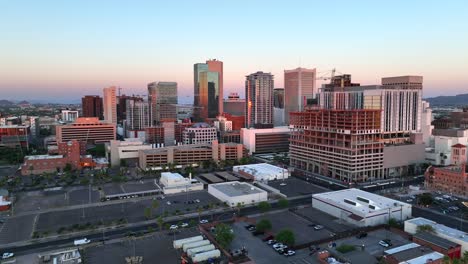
[{"xmin": 412, "ymin": 206, "xmax": 468, "ymax": 232}]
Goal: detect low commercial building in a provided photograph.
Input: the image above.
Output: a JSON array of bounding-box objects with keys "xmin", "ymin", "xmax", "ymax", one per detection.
[
  {"xmin": 56, "ymin": 117, "xmax": 116, "ymax": 144},
  {"xmin": 21, "ymin": 140, "xmax": 97, "ymax": 175},
  {"xmin": 412, "ymin": 232, "xmax": 461, "ymax": 259},
  {"xmin": 107, "ymin": 139, "xmax": 153, "ymax": 167},
  {"xmin": 312, "ymin": 188, "xmax": 411, "ymax": 227},
  {"xmin": 233, "ymin": 163, "xmax": 289, "ymax": 181},
  {"xmin": 0, "ymin": 125, "xmax": 30, "ymax": 148},
  {"xmin": 159, "ymin": 172, "xmax": 203, "ymax": 194},
  {"xmin": 241, "ymin": 126, "xmax": 290, "ymax": 154},
  {"xmin": 425, "ymin": 144, "xmax": 468, "ymax": 197},
  {"xmin": 383, "ymin": 243, "xmax": 444, "ymax": 264},
  {"xmin": 405, "ymin": 217, "xmax": 468, "ymax": 254},
  {"xmin": 183, "ymin": 123, "xmax": 218, "ymax": 145},
  {"xmin": 139, "ymin": 141, "xmax": 245, "ymax": 169},
  {"xmin": 208, "ymin": 181, "xmax": 267, "ymax": 207}
]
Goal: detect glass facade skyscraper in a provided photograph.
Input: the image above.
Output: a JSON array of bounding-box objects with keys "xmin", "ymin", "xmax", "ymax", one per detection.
[{"xmin": 193, "ymin": 60, "xmax": 223, "ymax": 120}]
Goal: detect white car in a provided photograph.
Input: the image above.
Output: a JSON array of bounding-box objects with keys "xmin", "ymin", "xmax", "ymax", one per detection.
[
  {"xmin": 199, "ymin": 219, "xmax": 209, "ymax": 224},
  {"xmin": 279, "ymin": 183, "xmax": 287, "ymax": 186},
  {"xmin": 180, "ymin": 222, "xmax": 189, "ymax": 228},
  {"xmin": 2, "ymin": 253, "xmax": 14, "ymax": 259},
  {"xmin": 379, "ymin": 240, "xmax": 391, "ymax": 247},
  {"xmin": 73, "ymin": 238, "xmax": 91, "ymax": 246},
  {"xmin": 170, "ymin": 224, "xmax": 178, "ymax": 230},
  {"xmin": 166, "ymin": 201, "xmax": 171, "ymax": 205},
  {"xmin": 273, "ymin": 243, "xmax": 285, "ymax": 250},
  {"xmin": 313, "ymin": 225, "xmax": 324, "ymax": 230},
  {"xmin": 284, "ymin": 250, "xmax": 295, "ymax": 256}
]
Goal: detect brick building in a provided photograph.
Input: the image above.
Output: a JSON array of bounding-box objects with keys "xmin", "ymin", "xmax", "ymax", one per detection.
[
  {"xmin": 21, "ymin": 140, "xmax": 96, "ymax": 175},
  {"xmin": 412, "ymin": 232, "xmax": 461, "ymax": 259},
  {"xmin": 0, "ymin": 125, "xmax": 30, "ymax": 148}
]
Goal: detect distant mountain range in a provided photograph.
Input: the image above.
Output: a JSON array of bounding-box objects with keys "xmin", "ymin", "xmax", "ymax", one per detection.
[
  {"xmin": 0, "ymin": 100, "xmax": 14, "ymax": 106},
  {"xmin": 425, "ymin": 93, "xmax": 468, "ymax": 107}
]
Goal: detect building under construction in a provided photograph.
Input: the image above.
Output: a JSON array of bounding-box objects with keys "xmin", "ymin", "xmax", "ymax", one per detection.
[{"xmin": 289, "ymin": 108, "xmax": 384, "ymax": 183}]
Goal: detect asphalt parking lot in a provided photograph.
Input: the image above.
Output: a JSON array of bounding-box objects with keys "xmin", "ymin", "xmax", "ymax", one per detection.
[
  {"xmin": 231, "ymin": 221, "xmax": 320, "ymax": 264},
  {"xmin": 267, "ymin": 177, "xmax": 327, "ymax": 197},
  {"xmin": 324, "ymin": 229, "xmax": 410, "ymax": 263},
  {"xmin": 83, "ymin": 227, "xmax": 202, "ymax": 264},
  {"xmin": 35, "ymin": 191, "xmax": 219, "ymax": 233},
  {"xmin": 294, "ymin": 207, "xmax": 354, "ymax": 233},
  {"xmin": 254, "ymin": 211, "xmax": 333, "ymax": 245},
  {"xmin": 0, "ymin": 214, "xmax": 36, "ymax": 244}
]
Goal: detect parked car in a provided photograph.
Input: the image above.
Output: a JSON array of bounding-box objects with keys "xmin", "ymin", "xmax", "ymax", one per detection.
[
  {"xmin": 313, "ymin": 225, "xmax": 324, "ymax": 230},
  {"xmin": 406, "ymin": 199, "xmax": 413, "ymax": 203},
  {"xmin": 180, "ymin": 222, "xmax": 189, "ymax": 228},
  {"xmin": 248, "ymin": 226, "xmax": 256, "ymax": 232},
  {"xmin": 284, "ymin": 250, "xmax": 296, "ymax": 256},
  {"xmin": 170, "ymin": 225, "xmax": 178, "ymax": 230},
  {"xmin": 356, "ymin": 232, "xmax": 367, "ymax": 239},
  {"xmin": 199, "ymin": 219, "xmax": 209, "ymax": 224},
  {"xmin": 379, "ymin": 239, "xmax": 392, "ymax": 247},
  {"xmin": 252, "ymin": 230, "xmax": 264, "ymax": 236},
  {"xmin": 2, "ymin": 253, "xmax": 14, "ymax": 259},
  {"xmin": 166, "ymin": 201, "xmax": 171, "ymax": 205},
  {"xmin": 245, "ymin": 224, "xmax": 255, "ymax": 229},
  {"xmin": 267, "ymin": 239, "xmax": 277, "ymax": 245},
  {"xmin": 273, "ymin": 243, "xmax": 285, "ymax": 250}
]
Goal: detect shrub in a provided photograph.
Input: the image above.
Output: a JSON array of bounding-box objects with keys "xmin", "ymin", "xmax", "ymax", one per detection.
[{"xmin": 336, "ymin": 244, "xmax": 356, "ymax": 253}]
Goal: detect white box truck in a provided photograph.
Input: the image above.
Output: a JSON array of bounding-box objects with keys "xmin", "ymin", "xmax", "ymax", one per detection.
[
  {"xmin": 73, "ymin": 238, "xmax": 91, "ymax": 246},
  {"xmin": 173, "ymin": 235, "xmax": 203, "ymax": 249},
  {"xmin": 187, "ymin": 244, "xmax": 215, "ymax": 257},
  {"xmin": 192, "ymin": 249, "xmax": 221, "ymax": 262},
  {"xmin": 182, "ymin": 240, "xmax": 210, "ymax": 252}
]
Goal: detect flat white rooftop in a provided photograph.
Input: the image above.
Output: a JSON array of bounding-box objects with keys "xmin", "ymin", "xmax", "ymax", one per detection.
[
  {"xmin": 313, "ymin": 188, "xmax": 409, "ymax": 215},
  {"xmin": 384, "ymin": 243, "xmax": 419, "ymax": 255},
  {"xmin": 407, "ymin": 217, "xmax": 468, "ymax": 243},
  {"xmin": 233, "ymin": 163, "xmax": 288, "ymax": 176},
  {"xmin": 25, "ymin": 155, "xmax": 64, "ymax": 160},
  {"xmin": 210, "ymin": 181, "xmax": 265, "ymax": 197}
]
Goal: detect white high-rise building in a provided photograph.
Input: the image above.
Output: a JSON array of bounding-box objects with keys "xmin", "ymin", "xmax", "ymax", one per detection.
[
  {"xmin": 284, "ymin": 67, "xmax": 316, "ymax": 124},
  {"xmin": 318, "ymin": 75, "xmax": 423, "ymax": 144}
]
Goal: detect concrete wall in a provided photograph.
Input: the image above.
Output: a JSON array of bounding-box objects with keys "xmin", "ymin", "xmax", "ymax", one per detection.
[{"xmin": 383, "ymin": 144, "xmax": 426, "ymax": 169}]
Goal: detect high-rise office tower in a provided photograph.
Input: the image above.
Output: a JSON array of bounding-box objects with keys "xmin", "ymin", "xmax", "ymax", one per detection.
[
  {"xmin": 318, "ymin": 75, "xmax": 423, "ymax": 144},
  {"xmin": 193, "ymin": 59, "xmax": 223, "ymax": 120},
  {"xmin": 126, "ymin": 99, "xmax": 151, "ymax": 131},
  {"xmin": 284, "ymin": 67, "xmax": 316, "ymax": 124},
  {"xmin": 117, "ymin": 94, "xmax": 143, "ymax": 123},
  {"xmin": 206, "ymin": 59, "xmax": 223, "ymax": 114},
  {"xmin": 81, "ymin": 95, "xmax": 103, "ymax": 119},
  {"xmin": 147, "ymin": 82, "xmax": 178, "ymax": 125},
  {"xmin": 273, "ymin": 88, "xmax": 285, "ymax": 126},
  {"xmin": 245, "ymin": 71, "xmax": 274, "ymax": 128},
  {"xmin": 103, "ymin": 86, "xmax": 117, "ymax": 124}
]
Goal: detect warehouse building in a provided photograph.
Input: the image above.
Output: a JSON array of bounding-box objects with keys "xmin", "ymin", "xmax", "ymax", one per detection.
[
  {"xmin": 159, "ymin": 172, "xmax": 203, "ymax": 194},
  {"xmin": 383, "ymin": 243, "xmax": 444, "ymax": 264},
  {"xmin": 312, "ymin": 188, "xmax": 411, "ymax": 227},
  {"xmin": 405, "ymin": 217, "xmax": 468, "ymax": 254},
  {"xmin": 233, "ymin": 163, "xmax": 289, "ymax": 181},
  {"xmin": 208, "ymin": 181, "xmax": 267, "ymax": 207}
]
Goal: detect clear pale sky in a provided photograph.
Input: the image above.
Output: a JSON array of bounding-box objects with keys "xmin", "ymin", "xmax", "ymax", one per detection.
[{"xmin": 0, "ymin": 0, "xmax": 467, "ymax": 103}]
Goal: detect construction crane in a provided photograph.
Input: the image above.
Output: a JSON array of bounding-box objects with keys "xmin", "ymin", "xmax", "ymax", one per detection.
[{"xmin": 316, "ymin": 68, "xmax": 338, "ymax": 82}]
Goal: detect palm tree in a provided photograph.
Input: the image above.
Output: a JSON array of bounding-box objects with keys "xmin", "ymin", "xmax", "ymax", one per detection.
[
  {"xmin": 197, "ymin": 207, "xmax": 203, "ymax": 223},
  {"xmin": 151, "ymin": 200, "xmax": 159, "ymax": 216}
]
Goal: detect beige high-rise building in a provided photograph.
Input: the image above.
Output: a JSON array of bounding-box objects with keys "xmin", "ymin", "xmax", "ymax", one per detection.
[
  {"xmin": 147, "ymin": 82, "xmax": 178, "ymax": 125},
  {"xmin": 103, "ymin": 86, "xmax": 117, "ymax": 124},
  {"xmin": 245, "ymin": 71, "xmax": 274, "ymax": 128},
  {"xmin": 284, "ymin": 67, "xmax": 316, "ymax": 124}
]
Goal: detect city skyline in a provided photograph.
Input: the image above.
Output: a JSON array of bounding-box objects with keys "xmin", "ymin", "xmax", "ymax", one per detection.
[{"xmin": 1, "ymin": 0, "xmax": 467, "ymax": 103}]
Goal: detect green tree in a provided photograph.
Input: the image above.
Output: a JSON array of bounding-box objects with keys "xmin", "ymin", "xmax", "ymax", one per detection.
[
  {"xmin": 144, "ymin": 207, "xmax": 152, "ymax": 219},
  {"xmin": 189, "ymin": 219, "xmax": 197, "ymax": 227},
  {"xmin": 215, "ymin": 223, "xmax": 235, "ymax": 249},
  {"xmin": 418, "ymin": 193, "xmax": 433, "ymax": 206},
  {"xmin": 157, "ymin": 216, "xmax": 164, "ymax": 231},
  {"xmin": 416, "ymin": 224, "xmax": 435, "ymax": 233},
  {"xmin": 256, "ymin": 219, "xmax": 272, "ymax": 232},
  {"xmin": 151, "ymin": 200, "xmax": 159, "ymax": 215},
  {"xmin": 236, "ymin": 202, "xmax": 243, "ymax": 216},
  {"xmin": 197, "ymin": 207, "xmax": 203, "ymax": 222},
  {"xmin": 278, "ymin": 198, "xmax": 289, "ymax": 208},
  {"xmin": 276, "ymin": 229, "xmax": 295, "ymax": 246},
  {"xmin": 388, "ymin": 218, "xmax": 399, "ymax": 228},
  {"xmin": 258, "ymin": 201, "xmax": 271, "ymax": 213},
  {"xmin": 64, "ymin": 163, "xmax": 72, "ymax": 172}
]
